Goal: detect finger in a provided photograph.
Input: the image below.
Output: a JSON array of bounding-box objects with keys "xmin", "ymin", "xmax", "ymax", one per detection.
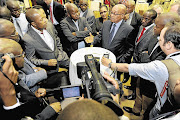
[
  {"xmin": 89, "ymin": 32, "xmax": 92, "ymax": 36},
  {"xmin": 2, "ymin": 55, "xmax": 12, "ymax": 73}
]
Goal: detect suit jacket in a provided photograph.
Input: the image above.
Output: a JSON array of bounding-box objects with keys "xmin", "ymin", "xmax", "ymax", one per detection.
[
  {"xmin": 79, "ymin": 8, "xmax": 95, "ymax": 27},
  {"xmin": 22, "ymin": 21, "xmax": 69, "ymax": 74},
  {"xmin": 133, "ymin": 25, "xmax": 154, "ymax": 63},
  {"xmin": 93, "ymin": 20, "xmax": 136, "ymax": 63},
  {"xmin": 52, "ymin": 1, "xmax": 65, "ymax": 23},
  {"xmin": 91, "ymin": 17, "xmax": 110, "ymax": 36},
  {"xmin": 60, "ymin": 17, "xmax": 92, "ymax": 56},
  {"xmin": 18, "ymin": 57, "xmax": 47, "ymax": 92},
  {"xmin": 140, "ymin": 35, "xmax": 166, "ymax": 63},
  {"xmin": 36, "ymin": 1, "xmax": 65, "ymax": 23},
  {"xmin": 130, "ymin": 12, "xmax": 142, "ymax": 37}
]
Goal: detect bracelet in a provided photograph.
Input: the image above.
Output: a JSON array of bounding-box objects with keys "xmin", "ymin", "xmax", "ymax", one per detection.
[{"xmin": 108, "ymin": 62, "xmax": 112, "ymax": 68}]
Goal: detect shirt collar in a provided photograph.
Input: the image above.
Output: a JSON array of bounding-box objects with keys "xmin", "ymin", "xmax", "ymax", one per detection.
[
  {"xmin": 72, "ymin": 19, "xmax": 78, "ymax": 23},
  {"xmin": 113, "ymin": 19, "xmax": 123, "ymax": 27},
  {"xmin": 145, "ymin": 23, "xmax": 154, "ymax": 30},
  {"xmin": 166, "ymin": 51, "xmax": 180, "ymax": 59},
  {"xmin": 50, "ymin": 0, "xmax": 53, "ymax": 7},
  {"xmin": 31, "ymin": 25, "xmax": 44, "ymax": 34},
  {"xmin": 129, "ymin": 11, "xmax": 134, "ymax": 17}
]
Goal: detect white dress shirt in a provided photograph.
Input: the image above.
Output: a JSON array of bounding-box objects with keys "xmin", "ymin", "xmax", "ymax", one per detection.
[
  {"xmin": 31, "ymin": 26, "xmax": 54, "ymax": 51},
  {"xmin": 50, "ymin": 0, "xmax": 59, "ymax": 25},
  {"xmin": 72, "ymin": 19, "xmax": 85, "ymax": 49},
  {"xmin": 12, "ymin": 13, "xmax": 29, "ymax": 38},
  {"xmin": 126, "ymin": 11, "xmax": 134, "ymax": 25}
]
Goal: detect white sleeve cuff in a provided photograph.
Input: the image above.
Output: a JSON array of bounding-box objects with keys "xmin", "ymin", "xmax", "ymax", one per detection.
[{"xmin": 3, "ymin": 98, "xmax": 21, "ymax": 110}]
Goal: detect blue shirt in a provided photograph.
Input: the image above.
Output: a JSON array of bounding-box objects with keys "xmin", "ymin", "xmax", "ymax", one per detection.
[{"xmin": 110, "ymin": 20, "xmax": 123, "ymax": 41}]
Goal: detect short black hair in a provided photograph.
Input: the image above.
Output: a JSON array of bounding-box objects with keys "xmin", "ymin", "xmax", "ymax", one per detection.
[
  {"xmin": 32, "ymin": 5, "xmax": 43, "ymax": 9},
  {"xmin": 100, "ymin": 4, "xmax": 108, "ymax": 11},
  {"xmin": 146, "ymin": 9, "xmax": 157, "ymax": 20},
  {"xmin": 164, "ymin": 22, "xmax": 180, "ymax": 49}
]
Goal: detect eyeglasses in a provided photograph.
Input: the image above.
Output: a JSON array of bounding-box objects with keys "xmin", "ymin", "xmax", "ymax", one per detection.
[
  {"xmin": 14, "ymin": 51, "xmax": 25, "ymax": 58},
  {"xmin": 141, "ymin": 17, "xmax": 152, "ymax": 22},
  {"xmin": 100, "ymin": 11, "xmax": 107, "ymax": 14},
  {"xmin": 110, "ymin": 12, "xmax": 124, "ymax": 16},
  {"xmin": 80, "ymin": 4, "xmax": 87, "ymax": 7}
]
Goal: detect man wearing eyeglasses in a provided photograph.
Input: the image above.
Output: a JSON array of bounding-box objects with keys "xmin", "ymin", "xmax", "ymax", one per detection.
[
  {"xmin": 85, "ymin": 4, "xmax": 136, "ymax": 69},
  {"xmin": 79, "ymin": 0, "xmax": 95, "ymax": 28}
]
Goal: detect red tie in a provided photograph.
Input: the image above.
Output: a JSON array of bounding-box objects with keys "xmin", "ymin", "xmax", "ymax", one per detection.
[
  {"xmin": 137, "ymin": 28, "xmax": 146, "ymax": 43},
  {"xmin": 50, "ymin": 6, "xmax": 53, "ymax": 23}
]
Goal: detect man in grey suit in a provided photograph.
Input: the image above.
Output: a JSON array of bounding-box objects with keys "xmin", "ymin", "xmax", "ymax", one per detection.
[
  {"xmin": 22, "ymin": 8, "xmax": 70, "ymax": 88},
  {"xmin": 85, "ymin": 4, "xmax": 135, "ymax": 64},
  {"xmin": 79, "ymin": 0, "xmax": 95, "ymax": 28},
  {"xmin": 60, "ymin": 3, "xmax": 92, "ymax": 57}
]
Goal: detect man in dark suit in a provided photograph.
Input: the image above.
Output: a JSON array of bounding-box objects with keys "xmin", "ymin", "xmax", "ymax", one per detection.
[
  {"xmin": 124, "ymin": 0, "xmax": 142, "ymax": 37},
  {"xmin": 60, "ymin": 3, "xmax": 92, "ymax": 57},
  {"xmin": 123, "ymin": 9, "xmax": 157, "ymax": 101},
  {"xmin": 122, "ymin": 0, "xmax": 142, "ymax": 83},
  {"xmin": 85, "ymin": 4, "xmax": 135, "ymax": 65},
  {"xmin": 22, "ymin": 8, "xmax": 70, "ymax": 88},
  {"xmin": 37, "ymin": 0, "xmax": 65, "ymax": 37}
]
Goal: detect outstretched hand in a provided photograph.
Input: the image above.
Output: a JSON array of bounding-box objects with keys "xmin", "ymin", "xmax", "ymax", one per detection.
[{"xmin": 84, "ymin": 33, "xmax": 94, "ymax": 44}]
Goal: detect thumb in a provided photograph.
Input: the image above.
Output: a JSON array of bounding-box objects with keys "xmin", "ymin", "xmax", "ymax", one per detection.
[{"xmin": 89, "ymin": 32, "xmax": 92, "ymax": 36}]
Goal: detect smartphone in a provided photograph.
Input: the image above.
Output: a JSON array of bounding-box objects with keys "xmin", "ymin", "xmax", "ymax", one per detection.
[
  {"xmin": 103, "ymin": 53, "xmax": 109, "ymax": 59},
  {"xmin": 60, "ymin": 85, "xmax": 82, "ymax": 98}
]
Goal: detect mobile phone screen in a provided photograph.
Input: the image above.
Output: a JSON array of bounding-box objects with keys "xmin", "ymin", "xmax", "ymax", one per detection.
[{"xmin": 62, "ymin": 86, "xmax": 80, "ymax": 98}]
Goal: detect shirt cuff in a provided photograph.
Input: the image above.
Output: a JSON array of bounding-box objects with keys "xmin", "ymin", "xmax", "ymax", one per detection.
[
  {"xmin": 3, "ymin": 98, "xmax": 21, "ymax": 110},
  {"xmin": 128, "ymin": 63, "xmax": 138, "ymax": 77}
]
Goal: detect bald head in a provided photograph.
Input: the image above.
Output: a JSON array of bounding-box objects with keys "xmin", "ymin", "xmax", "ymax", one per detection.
[
  {"xmin": 157, "ymin": 12, "xmax": 180, "ymax": 26},
  {"xmin": 111, "ymin": 4, "xmax": 126, "ymax": 23},
  {"xmin": 6, "ymin": 0, "xmax": 20, "ymax": 18},
  {"xmin": 0, "ymin": 19, "xmax": 15, "ymax": 37},
  {"xmin": 26, "ymin": 8, "xmax": 41, "ymax": 24},
  {"xmin": 6, "ymin": 0, "xmax": 19, "ymax": 11},
  {"xmin": 66, "ymin": 3, "xmax": 78, "ymax": 14},
  {"xmin": 60, "ymin": 99, "xmax": 119, "ymax": 120},
  {"xmin": 0, "ymin": 38, "xmax": 22, "ymax": 55},
  {"xmin": 113, "ymin": 4, "xmax": 126, "ymax": 14},
  {"xmin": 125, "ymin": 0, "xmax": 135, "ymax": 13},
  {"xmin": 0, "ymin": 6, "xmax": 11, "ymax": 20}
]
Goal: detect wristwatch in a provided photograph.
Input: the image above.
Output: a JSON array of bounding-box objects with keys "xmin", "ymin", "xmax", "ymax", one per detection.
[{"xmin": 108, "ymin": 62, "xmax": 112, "ymax": 68}]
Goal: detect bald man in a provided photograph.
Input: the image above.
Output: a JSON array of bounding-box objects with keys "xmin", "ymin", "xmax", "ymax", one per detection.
[
  {"xmin": 0, "ymin": 38, "xmax": 60, "ymax": 120},
  {"xmin": 23, "ymin": 8, "xmax": 70, "ymax": 89},
  {"xmin": 60, "ymin": 3, "xmax": 92, "ymax": 57},
  {"xmin": 60, "ymin": 99, "xmax": 120, "ymax": 120},
  {"xmin": 79, "ymin": 0, "xmax": 95, "ymax": 27},
  {"xmin": 85, "ymin": 4, "xmax": 135, "ymax": 65},
  {"xmin": 124, "ymin": 0, "xmax": 142, "ymax": 36},
  {"xmin": 0, "ymin": 18, "xmax": 19, "ymax": 42},
  {"xmin": 0, "ymin": 6, "xmax": 11, "ymax": 20},
  {"xmin": 6, "ymin": 0, "xmax": 28, "ymax": 38}
]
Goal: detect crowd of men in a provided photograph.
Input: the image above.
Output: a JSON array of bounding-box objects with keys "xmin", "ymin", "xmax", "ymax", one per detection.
[{"xmin": 0, "ymin": 0, "xmax": 180, "ymax": 119}]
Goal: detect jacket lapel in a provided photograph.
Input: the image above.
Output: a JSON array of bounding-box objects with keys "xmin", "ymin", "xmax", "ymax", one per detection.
[
  {"xmin": 67, "ymin": 17, "xmax": 78, "ymax": 31},
  {"xmin": 110, "ymin": 20, "xmax": 125, "ymax": 45},
  {"xmin": 29, "ymin": 26, "xmax": 52, "ymax": 50}
]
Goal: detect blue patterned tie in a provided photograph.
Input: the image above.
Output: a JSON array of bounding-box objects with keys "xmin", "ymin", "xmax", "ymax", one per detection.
[{"xmin": 109, "ymin": 23, "xmax": 116, "ymax": 45}]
